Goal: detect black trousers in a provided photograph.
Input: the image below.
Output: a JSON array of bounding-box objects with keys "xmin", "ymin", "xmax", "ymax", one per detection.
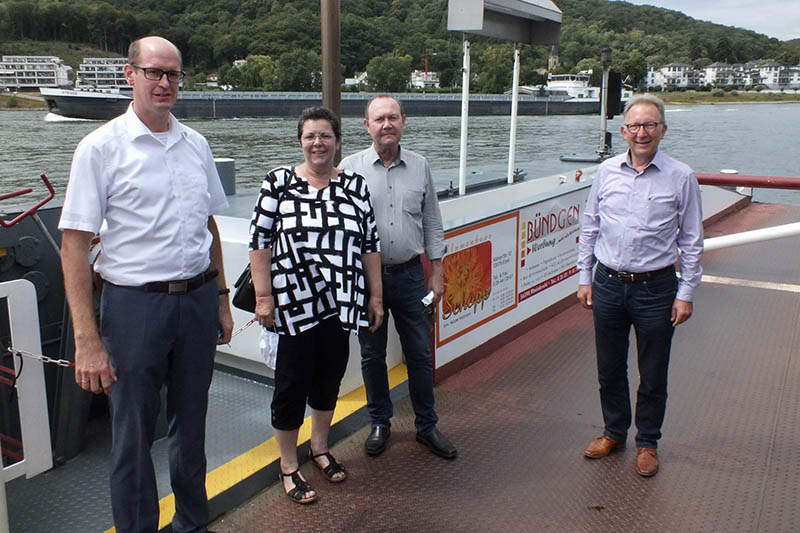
[{"xmin": 271, "ymin": 316, "xmax": 350, "ymax": 430}]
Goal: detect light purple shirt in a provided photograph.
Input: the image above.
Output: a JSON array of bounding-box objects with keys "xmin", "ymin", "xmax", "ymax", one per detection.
[{"xmin": 577, "ymin": 149, "xmax": 704, "ymax": 302}]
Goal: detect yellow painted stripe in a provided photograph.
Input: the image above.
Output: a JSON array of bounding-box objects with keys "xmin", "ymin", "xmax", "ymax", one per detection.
[{"xmin": 105, "ymin": 363, "xmax": 409, "ymax": 533}]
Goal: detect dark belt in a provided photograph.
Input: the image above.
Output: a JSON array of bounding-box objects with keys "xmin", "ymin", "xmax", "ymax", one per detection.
[
  {"xmin": 382, "ymin": 255, "xmax": 420, "ymax": 275},
  {"xmin": 597, "ymin": 262, "xmax": 674, "ymax": 283},
  {"xmin": 115, "ymin": 269, "xmax": 218, "ymax": 295}
]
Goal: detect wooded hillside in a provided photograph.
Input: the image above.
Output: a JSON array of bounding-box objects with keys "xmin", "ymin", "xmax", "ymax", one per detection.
[{"xmin": 1, "ymin": 0, "xmax": 798, "ymax": 92}]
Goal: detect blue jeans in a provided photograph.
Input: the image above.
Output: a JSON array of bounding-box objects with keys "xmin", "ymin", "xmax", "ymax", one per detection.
[
  {"xmin": 592, "ymin": 268, "xmax": 677, "ymax": 449},
  {"xmin": 358, "ymin": 260, "xmax": 438, "ymax": 434}
]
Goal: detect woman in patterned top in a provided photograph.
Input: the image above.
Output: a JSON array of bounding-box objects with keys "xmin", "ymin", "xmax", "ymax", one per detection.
[{"xmin": 249, "ymin": 106, "xmax": 384, "ymax": 504}]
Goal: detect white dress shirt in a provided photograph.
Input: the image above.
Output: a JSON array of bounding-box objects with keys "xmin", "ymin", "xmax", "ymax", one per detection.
[{"xmin": 58, "ymin": 104, "xmax": 229, "ymax": 286}]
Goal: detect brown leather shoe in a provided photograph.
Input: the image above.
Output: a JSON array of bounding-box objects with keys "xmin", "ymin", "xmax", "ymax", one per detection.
[
  {"xmin": 636, "ymin": 447, "xmax": 659, "ymax": 477},
  {"xmin": 583, "ymin": 435, "xmax": 622, "ymax": 458}
]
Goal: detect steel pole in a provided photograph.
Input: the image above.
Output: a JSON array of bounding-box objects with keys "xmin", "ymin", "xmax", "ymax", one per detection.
[
  {"xmin": 321, "ymin": 0, "xmax": 341, "ymax": 161},
  {"xmin": 459, "ymin": 37, "xmax": 470, "ymax": 196},
  {"xmin": 704, "ymin": 221, "xmax": 800, "ymax": 251},
  {"xmin": 600, "ymin": 67, "xmax": 609, "ymax": 154},
  {"xmin": 507, "ymin": 46, "xmax": 520, "ymax": 184}
]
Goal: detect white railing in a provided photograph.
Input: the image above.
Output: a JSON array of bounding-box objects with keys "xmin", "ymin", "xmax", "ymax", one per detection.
[{"xmin": 0, "ymin": 279, "xmax": 53, "ymax": 532}]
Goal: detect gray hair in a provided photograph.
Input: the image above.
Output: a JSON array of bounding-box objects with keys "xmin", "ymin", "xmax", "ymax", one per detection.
[{"xmin": 623, "ymin": 94, "xmax": 666, "ymax": 124}]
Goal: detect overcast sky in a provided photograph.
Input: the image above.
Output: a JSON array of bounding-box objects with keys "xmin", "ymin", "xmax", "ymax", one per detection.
[{"xmin": 615, "ymin": 1, "xmax": 799, "ymax": 41}]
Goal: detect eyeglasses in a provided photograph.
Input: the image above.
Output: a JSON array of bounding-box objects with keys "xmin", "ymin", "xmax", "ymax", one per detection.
[
  {"xmin": 301, "ymin": 132, "xmax": 336, "ymax": 142},
  {"xmin": 624, "ymin": 122, "xmax": 662, "ymax": 134},
  {"xmin": 130, "ymin": 64, "xmax": 185, "ymax": 83}
]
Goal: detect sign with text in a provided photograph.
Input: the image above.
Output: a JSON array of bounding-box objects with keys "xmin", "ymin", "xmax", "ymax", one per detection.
[
  {"xmin": 437, "ymin": 212, "xmax": 518, "ymax": 346},
  {"xmin": 518, "ymin": 194, "xmax": 587, "ymax": 302}
]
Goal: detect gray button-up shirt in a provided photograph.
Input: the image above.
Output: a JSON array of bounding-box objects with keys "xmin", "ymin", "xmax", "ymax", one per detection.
[{"xmin": 340, "ymin": 145, "xmax": 445, "ymax": 265}]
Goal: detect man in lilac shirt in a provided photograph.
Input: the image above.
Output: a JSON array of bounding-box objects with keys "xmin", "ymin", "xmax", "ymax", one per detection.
[{"xmin": 577, "ymin": 94, "xmax": 703, "ymax": 477}]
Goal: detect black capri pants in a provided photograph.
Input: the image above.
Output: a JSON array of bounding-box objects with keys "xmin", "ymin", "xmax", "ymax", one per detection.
[{"xmin": 271, "ymin": 316, "xmax": 351, "ymax": 430}]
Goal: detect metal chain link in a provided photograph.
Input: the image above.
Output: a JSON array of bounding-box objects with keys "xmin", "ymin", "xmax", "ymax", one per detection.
[
  {"xmin": 6, "ymin": 347, "xmax": 75, "ymax": 367},
  {"xmin": 7, "ymin": 320, "xmax": 257, "ymax": 368}
]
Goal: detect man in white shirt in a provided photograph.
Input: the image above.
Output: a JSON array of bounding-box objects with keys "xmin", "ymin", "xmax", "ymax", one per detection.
[{"xmin": 59, "ymin": 36, "xmax": 233, "ymax": 532}]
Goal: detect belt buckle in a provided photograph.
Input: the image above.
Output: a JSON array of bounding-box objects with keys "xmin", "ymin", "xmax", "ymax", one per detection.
[
  {"xmin": 618, "ymin": 271, "xmax": 634, "ymax": 282},
  {"xmin": 168, "ymin": 281, "xmax": 188, "ymax": 295}
]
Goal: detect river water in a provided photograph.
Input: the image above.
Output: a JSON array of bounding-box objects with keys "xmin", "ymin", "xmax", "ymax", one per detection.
[{"xmin": 1, "ymin": 102, "xmax": 799, "ymax": 211}]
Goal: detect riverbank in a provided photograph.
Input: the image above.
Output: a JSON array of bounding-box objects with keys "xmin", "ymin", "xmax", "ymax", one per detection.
[
  {"xmin": 4, "ymin": 91, "xmax": 800, "ymax": 111},
  {"xmin": 658, "ymin": 91, "xmax": 800, "ymax": 104},
  {"xmin": 0, "ymin": 93, "xmax": 46, "ymax": 109}
]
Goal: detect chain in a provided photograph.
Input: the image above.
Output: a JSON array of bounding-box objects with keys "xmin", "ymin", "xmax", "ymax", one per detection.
[
  {"xmin": 7, "ymin": 320, "xmax": 257, "ymax": 368},
  {"xmin": 7, "ymin": 347, "xmax": 75, "ymax": 367}
]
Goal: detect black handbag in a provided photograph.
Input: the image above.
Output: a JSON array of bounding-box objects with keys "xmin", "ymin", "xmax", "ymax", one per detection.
[
  {"xmin": 232, "ymin": 263, "xmax": 255, "ymax": 312},
  {"xmin": 233, "ymin": 172, "xmax": 289, "ymax": 313}
]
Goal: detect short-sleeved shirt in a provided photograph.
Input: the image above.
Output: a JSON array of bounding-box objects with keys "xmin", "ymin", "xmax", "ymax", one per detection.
[
  {"xmin": 248, "ymin": 166, "xmax": 380, "ymax": 336},
  {"xmin": 340, "ymin": 145, "xmax": 445, "ymax": 265},
  {"xmin": 58, "ymin": 104, "xmax": 229, "ymax": 286}
]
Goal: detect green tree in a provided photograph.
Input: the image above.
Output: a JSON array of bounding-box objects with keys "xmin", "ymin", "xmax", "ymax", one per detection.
[
  {"xmin": 277, "ymin": 49, "xmax": 321, "ymax": 91},
  {"xmin": 238, "ymin": 54, "xmax": 277, "ymax": 90},
  {"xmin": 713, "ymin": 36, "xmax": 734, "ymax": 63},
  {"xmin": 218, "ymin": 63, "xmax": 242, "ymax": 89},
  {"xmin": 620, "ymin": 50, "xmax": 647, "ymax": 87},
  {"xmin": 365, "ymin": 53, "xmax": 413, "ymax": 91},
  {"xmin": 477, "ymin": 45, "xmax": 513, "ymax": 93},
  {"xmin": 776, "ymin": 47, "xmax": 800, "ymax": 66}
]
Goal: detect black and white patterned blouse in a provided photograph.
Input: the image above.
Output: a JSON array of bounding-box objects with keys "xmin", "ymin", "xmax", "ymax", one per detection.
[{"xmin": 249, "ymin": 166, "xmax": 380, "ymax": 336}]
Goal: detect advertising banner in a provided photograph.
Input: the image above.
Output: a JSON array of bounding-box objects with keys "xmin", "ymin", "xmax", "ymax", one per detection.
[{"xmin": 437, "ymin": 212, "xmax": 518, "ymax": 346}]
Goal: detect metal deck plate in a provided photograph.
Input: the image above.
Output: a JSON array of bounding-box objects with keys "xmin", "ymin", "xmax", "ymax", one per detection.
[
  {"xmin": 8, "ymin": 202, "xmax": 800, "ymax": 532},
  {"xmin": 211, "ymin": 202, "xmax": 800, "ymax": 533},
  {"xmin": 7, "ymin": 370, "xmax": 274, "ymax": 532}
]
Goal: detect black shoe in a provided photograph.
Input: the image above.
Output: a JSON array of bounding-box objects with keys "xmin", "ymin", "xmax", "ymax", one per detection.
[
  {"xmin": 365, "ymin": 426, "xmax": 390, "ymax": 456},
  {"xmin": 416, "ymin": 428, "xmax": 457, "ymax": 459}
]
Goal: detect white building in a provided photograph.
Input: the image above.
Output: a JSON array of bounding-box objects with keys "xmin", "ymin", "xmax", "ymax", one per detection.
[
  {"xmin": 344, "ymin": 71, "xmax": 368, "ymax": 88},
  {"xmin": 647, "ymin": 59, "xmax": 800, "ymax": 90},
  {"xmin": 660, "ymin": 63, "xmax": 694, "ymax": 89},
  {"xmin": 0, "ymin": 56, "xmax": 72, "ymax": 91},
  {"xmin": 75, "ymin": 57, "xmax": 127, "ymax": 89},
  {"xmin": 704, "ymin": 62, "xmax": 735, "ymax": 86},
  {"xmin": 758, "ymin": 61, "xmax": 783, "ymax": 88},
  {"xmin": 411, "ymin": 69, "xmax": 440, "ymax": 89}
]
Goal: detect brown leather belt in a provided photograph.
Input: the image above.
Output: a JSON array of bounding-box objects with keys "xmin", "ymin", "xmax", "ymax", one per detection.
[
  {"xmin": 114, "ymin": 269, "xmax": 218, "ymax": 294},
  {"xmin": 597, "ymin": 263, "xmax": 674, "ymax": 283}
]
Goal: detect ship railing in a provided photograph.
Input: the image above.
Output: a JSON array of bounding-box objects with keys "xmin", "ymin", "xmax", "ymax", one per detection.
[
  {"xmin": 0, "ymin": 175, "xmax": 60, "ymax": 531},
  {"xmin": 697, "ymin": 172, "xmax": 800, "ymax": 251},
  {"xmin": 0, "ymin": 283, "xmax": 53, "ymax": 532}
]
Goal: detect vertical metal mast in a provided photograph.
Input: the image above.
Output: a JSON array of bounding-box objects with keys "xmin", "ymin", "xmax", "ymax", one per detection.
[{"xmin": 321, "ymin": 0, "xmax": 342, "ymax": 162}]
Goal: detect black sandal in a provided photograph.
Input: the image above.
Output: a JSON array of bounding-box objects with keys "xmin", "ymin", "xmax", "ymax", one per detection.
[
  {"xmin": 279, "ymin": 469, "xmax": 316, "ymax": 504},
  {"xmin": 309, "ymin": 449, "xmax": 347, "ymax": 482}
]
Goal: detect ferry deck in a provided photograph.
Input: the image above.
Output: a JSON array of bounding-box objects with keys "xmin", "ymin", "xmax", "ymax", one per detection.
[{"xmin": 5, "ymin": 197, "xmax": 800, "ymax": 532}]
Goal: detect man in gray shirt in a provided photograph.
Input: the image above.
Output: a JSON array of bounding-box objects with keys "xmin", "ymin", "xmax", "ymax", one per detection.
[{"xmin": 340, "ymin": 95, "xmax": 456, "ymax": 459}]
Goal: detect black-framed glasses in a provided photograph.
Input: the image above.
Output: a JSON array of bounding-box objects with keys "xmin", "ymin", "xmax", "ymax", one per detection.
[
  {"xmin": 624, "ymin": 122, "xmax": 662, "ymax": 134},
  {"xmin": 130, "ymin": 64, "xmax": 185, "ymax": 83}
]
